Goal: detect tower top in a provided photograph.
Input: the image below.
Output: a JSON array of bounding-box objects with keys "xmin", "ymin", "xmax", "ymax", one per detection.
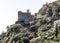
[{"xmin": 27, "ymin": 9, "xmax": 30, "ymax": 13}]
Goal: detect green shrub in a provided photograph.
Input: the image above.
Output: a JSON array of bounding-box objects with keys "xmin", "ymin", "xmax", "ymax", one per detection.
[
  {"xmin": 29, "ymin": 26, "xmax": 38, "ymax": 32},
  {"xmin": 47, "ymin": 24, "xmax": 52, "ymax": 29},
  {"xmin": 10, "ymin": 24, "xmax": 22, "ymax": 29},
  {"xmin": 21, "ymin": 37, "xmax": 29, "ymax": 43},
  {"xmin": 9, "ymin": 24, "xmax": 23, "ymax": 33},
  {"xmin": 12, "ymin": 41, "xmax": 15, "ymax": 43},
  {"xmin": 44, "ymin": 40, "xmax": 51, "ymax": 43},
  {"xmin": 53, "ymin": 37, "xmax": 59, "ymax": 42},
  {"xmin": 40, "ymin": 19, "xmax": 47, "ymax": 24},
  {"xmin": 1, "ymin": 32, "xmax": 6, "ymax": 38},
  {"xmin": 55, "ymin": 24, "xmax": 58, "ymax": 38}
]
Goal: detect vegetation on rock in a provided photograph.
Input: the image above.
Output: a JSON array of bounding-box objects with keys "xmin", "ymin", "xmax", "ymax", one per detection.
[{"xmin": 0, "ymin": 1, "xmax": 60, "ymax": 43}]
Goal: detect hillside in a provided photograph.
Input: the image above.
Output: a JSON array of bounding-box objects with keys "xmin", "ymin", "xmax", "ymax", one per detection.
[{"xmin": 0, "ymin": 1, "xmax": 60, "ymax": 43}]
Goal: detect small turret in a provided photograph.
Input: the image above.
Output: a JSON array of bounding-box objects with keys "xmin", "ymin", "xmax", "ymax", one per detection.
[{"xmin": 27, "ymin": 9, "xmax": 30, "ymax": 13}]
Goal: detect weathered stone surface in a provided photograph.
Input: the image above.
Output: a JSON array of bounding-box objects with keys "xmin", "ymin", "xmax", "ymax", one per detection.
[{"xmin": 1, "ymin": 1, "xmax": 60, "ymax": 43}]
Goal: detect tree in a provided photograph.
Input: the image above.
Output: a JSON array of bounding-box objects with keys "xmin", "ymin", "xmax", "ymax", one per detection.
[{"xmin": 55, "ymin": 24, "xmax": 58, "ymax": 38}]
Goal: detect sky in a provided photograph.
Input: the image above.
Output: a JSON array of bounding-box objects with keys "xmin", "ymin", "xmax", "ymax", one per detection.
[{"xmin": 0, "ymin": 0, "xmax": 56, "ymax": 34}]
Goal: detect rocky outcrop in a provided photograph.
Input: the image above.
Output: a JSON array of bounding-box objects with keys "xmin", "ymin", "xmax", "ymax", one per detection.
[
  {"xmin": 37, "ymin": 1, "xmax": 60, "ymax": 21},
  {"xmin": 0, "ymin": 1, "xmax": 60, "ymax": 43}
]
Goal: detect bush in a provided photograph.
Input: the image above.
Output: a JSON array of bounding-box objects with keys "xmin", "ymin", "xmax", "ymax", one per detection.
[
  {"xmin": 40, "ymin": 19, "xmax": 47, "ymax": 24},
  {"xmin": 12, "ymin": 36, "xmax": 21, "ymax": 43},
  {"xmin": 1, "ymin": 32, "xmax": 6, "ymax": 38},
  {"xmin": 10, "ymin": 24, "xmax": 22, "ymax": 29},
  {"xmin": 21, "ymin": 37, "xmax": 29, "ymax": 43},
  {"xmin": 47, "ymin": 24, "xmax": 52, "ymax": 29},
  {"xmin": 44, "ymin": 40, "xmax": 51, "ymax": 43},
  {"xmin": 29, "ymin": 26, "xmax": 38, "ymax": 32},
  {"xmin": 53, "ymin": 37, "xmax": 59, "ymax": 42},
  {"xmin": 55, "ymin": 24, "xmax": 58, "ymax": 38},
  {"xmin": 9, "ymin": 24, "xmax": 23, "ymax": 33}
]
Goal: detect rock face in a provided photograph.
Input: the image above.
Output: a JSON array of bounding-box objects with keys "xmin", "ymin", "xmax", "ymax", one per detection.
[
  {"xmin": 36, "ymin": 1, "xmax": 60, "ymax": 21},
  {"xmin": 0, "ymin": 1, "xmax": 60, "ymax": 43}
]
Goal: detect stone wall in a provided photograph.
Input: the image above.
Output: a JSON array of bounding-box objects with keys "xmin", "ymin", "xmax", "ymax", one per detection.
[{"xmin": 17, "ymin": 10, "xmax": 34, "ymax": 24}]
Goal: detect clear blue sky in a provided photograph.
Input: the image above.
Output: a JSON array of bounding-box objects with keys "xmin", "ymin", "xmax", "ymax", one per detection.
[{"xmin": 0, "ymin": 0, "xmax": 56, "ymax": 34}]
